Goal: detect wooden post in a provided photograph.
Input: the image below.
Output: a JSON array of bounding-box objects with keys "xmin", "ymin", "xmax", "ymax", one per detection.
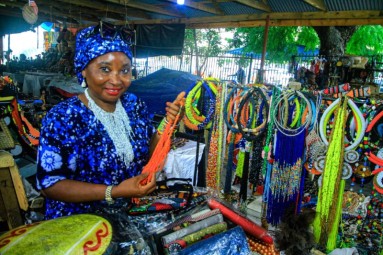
[
  {"xmin": 258, "ymin": 15, "xmax": 270, "ymax": 84},
  {"xmin": 0, "ymin": 151, "xmax": 28, "ymax": 230}
]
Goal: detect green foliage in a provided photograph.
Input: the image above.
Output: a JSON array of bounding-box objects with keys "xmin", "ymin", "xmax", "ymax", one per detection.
[
  {"xmin": 346, "ymin": 25, "xmax": 383, "ymax": 56},
  {"xmin": 296, "ymin": 26, "xmax": 320, "ymax": 51},
  {"xmin": 183, "ymin": 28, "xmax": 224, "ymax": 75},
  {"xmin": 226, "ymin": 26, "xmax": 319, "ymax": 63}
]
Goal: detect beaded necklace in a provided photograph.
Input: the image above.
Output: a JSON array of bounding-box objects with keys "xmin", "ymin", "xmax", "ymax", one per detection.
[
  {"xmin": 261, "ymin": 87, "xmax": 279, "ymax": 227},
  {"xmin": 266, "ymin": 126, "xmax": 306, "ymax": 226},
  {"xmin": 265, "ymin": 89, "xmax": 308, "ymax": 226},
  {"xmin": 206, "ymin": 81, "xmax": 226, "ymax": 190},
  {"xmin": 221, "ymin": 85, "xmax": 248, "ymax": 194},
  {"xmin": 236, "ymin": 86, "xmax": 269, "ymax": 141},
  {"xmin": 272, "ymin": 90, "xmax": 312, "ymax": 137},
  {"xmin": 183, "ymin": 78, "xmax": 218, "ymax": 130},
  {"xmin": 138, "ymin": 100, "xmax": 184, "ymax": 187},
  {"xmin": 84, "ymin": 88, "xmax": 134, "ymax": 167},
  {"xmin": 236, "ymin": 86, "xmax": 269, "ymax": 196}
]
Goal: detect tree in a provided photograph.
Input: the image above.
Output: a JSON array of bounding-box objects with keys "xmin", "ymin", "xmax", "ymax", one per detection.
[
  {"xmin": 313, "ymin": 26, "xmax": 357, "ymax": 56},
  {"xmin": 346, "ymin": 25, "xmax": 383, "ymax": 56},
  {"xmin": 183, "ymin": 28, "xmax": 223, "ymax": 77},
  {"xmin": 226, "ymin": 25, "xmax": 383, "ymax": 62},
  {"xmin": 226, "ymin": 26, "xmax": 320, "ymax": 63}
]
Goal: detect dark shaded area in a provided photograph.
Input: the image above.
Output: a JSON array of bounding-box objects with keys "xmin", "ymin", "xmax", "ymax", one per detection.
[
  {"xmin": 129, "ymin": 68, "xmax": 199, "ymax": 115},
  {"xmin": 0, "ymin": 16, "xmax": 41, "ymax": 36},
  {"xmin": 135, "ymin": 24, "xmax": 185, "ymax": 58}
]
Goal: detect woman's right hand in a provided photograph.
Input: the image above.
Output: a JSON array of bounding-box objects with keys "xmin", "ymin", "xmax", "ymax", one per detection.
[{"xmin": 113, "ymin": 173, "xmax": 157, "ymax": 198}]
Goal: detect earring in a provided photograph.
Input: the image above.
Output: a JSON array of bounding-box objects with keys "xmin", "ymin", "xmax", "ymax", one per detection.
[{"xmin": 81, "ymin": 79, "xmax": 87, "ymax": 88}]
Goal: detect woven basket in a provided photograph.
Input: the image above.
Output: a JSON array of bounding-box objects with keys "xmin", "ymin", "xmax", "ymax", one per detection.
[{"xmin": 0, "ymin": 119, "xmax": 15, "ymax": 150}]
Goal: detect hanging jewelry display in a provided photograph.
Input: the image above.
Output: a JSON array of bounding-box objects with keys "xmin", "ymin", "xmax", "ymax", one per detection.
[
  {"xmin": 265, "ymin": 90, "xmax": 311, "ymax": 226},
  {"xmin": 366, "ymin": 107, "xmax": 383, "ymax": 194},
  {"xmin": 304, "ymin": 93, "xmax": 327, "ymax": 177},
  {"xmin": 313, "ymin": 97, "xmax": 348, "ymax": 252},
  {"xmin": 222, "ymin": 85, "xmax": 250, "ymax": 195},
  {"xmin": 206, "ymin": 80, "xmax": 225, "ymax": 190},
  {"xmin": 260, "ymin": 86, "xmax": 280, "ymax": 229},
  {"xmin": 236, "ymin": 86, "xmax": 269, "ymax": 202},
  {"xmin": 319, "ymin": 97, "xmax": 366, "ymax": 152}
]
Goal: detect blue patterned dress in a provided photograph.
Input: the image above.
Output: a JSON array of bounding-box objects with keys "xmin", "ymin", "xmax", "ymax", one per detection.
[{"xmin": 36, "ymin": 92, "xmax": 154, "ymax": 219}]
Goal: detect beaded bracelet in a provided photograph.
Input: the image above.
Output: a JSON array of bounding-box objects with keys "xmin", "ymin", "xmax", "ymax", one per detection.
[{"xmin": 157, "ymin": 117, "xmax": 168, "ymax": 135}]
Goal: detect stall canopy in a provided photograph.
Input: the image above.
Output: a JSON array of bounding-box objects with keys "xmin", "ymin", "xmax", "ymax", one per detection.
[
  {"xmin": 135, "ymin": 24, "xmax": 185, "ymax": 58},
  {"xmin": 0, "ymin": 0, "xmax": 382, "ymax": 34},
  {"xmin": 0, "ymin": 16, "xmax": 40, "ymax": 36}
]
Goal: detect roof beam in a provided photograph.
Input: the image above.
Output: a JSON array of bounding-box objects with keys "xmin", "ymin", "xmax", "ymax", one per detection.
[
  {"xmin": 191, "ymin": 18, "xmax": 383, "ymax": 28},
  {"xmin": 165, "ymin": 0, "xmax": 223, "ymax": 15},
  {"xmin": 303, "ymin": 0, "xmax": 327, "ymax": 11},
  {"xmin": 37, "ymin": 0, "xmax": 98, "ymax": 17},
  {"xmin": 234, "ymin": 0, "xmax": 272, "ymax": 12},
  {"xmin": 104, "ymin": 0, "xmax": 185, "ymax": 18},
  {"xmin": 129, "ymin": 10, "xmax": 383, "ymax": 28},
  {"xmin": 1, "ymin": 1, "xmax": 99, "ymax": 23},
  {"xmin": 54, "ymin": 0, "xmax": 150, "ymax": 20}
]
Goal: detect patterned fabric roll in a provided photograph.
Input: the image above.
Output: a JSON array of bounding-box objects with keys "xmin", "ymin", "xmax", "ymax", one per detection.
[
  {"xmin": 164, "ymin": 222, "xmax": 228, "ymax": 253},
  {"xmin": 162, "ymin": 213, "xmax": 223, "ymax": 245}
]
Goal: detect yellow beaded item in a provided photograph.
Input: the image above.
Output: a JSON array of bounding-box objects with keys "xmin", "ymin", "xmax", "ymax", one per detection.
[
  {"xmin": 183, "ymin": 78, "xmax": 219, "ymax": 130},
  {"xmin": 313, "ymin": 96, "xmax": 348, "ymax": 252},
  {"xmin": 157, "ymin": 117, "xmax": 168, "ymax": 135}
]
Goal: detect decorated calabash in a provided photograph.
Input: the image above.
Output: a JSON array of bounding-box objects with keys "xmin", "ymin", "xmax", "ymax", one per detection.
[{"xmin": 0, "ymin": 214, "xmax": 112, "ymax": 255}]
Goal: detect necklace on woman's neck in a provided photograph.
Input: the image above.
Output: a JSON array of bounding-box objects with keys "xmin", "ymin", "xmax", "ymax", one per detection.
[{"xmin": 84, "ymin": 88, "xmax": 134, "ymax": 167}]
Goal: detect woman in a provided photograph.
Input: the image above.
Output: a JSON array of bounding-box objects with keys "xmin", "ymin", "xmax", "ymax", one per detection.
[{"xmin": 36, "ymin": 23, "xmax": 185, "ymax": 220}]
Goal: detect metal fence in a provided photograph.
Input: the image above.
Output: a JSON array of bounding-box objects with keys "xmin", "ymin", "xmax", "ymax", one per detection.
[
  {"xmin": 133, "ymin": 53, "xmax": 383, "ymax": 87},
  {"xmin": 133, "ymin": 53, "xmax": 294, "ymax": 86}
]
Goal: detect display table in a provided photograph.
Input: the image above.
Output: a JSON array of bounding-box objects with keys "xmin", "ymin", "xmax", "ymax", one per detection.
[
  {"xmin": 163, "ymin": 140, "xmax": 205, "ymax": 184},
  {"xmin": 47, "ymin": 76, "xmax": 85, "ymax": 96},
  {"xmin": 22, "ymin": 72, "xmax": 63, "ymax": 97},
  {"xmin": 3, "ymin": 72, "xmax": 25, "ymax": 85}
]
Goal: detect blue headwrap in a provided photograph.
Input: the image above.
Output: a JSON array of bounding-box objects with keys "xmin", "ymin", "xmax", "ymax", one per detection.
[{"xmin": 74, "ymin": 25, "xmax": 133, "ymax": 84}]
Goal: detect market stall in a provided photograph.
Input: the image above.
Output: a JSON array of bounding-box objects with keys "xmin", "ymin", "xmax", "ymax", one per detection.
[{"xmin": 0, "ymin": 1, "xmax": 383, "ymax": 254}]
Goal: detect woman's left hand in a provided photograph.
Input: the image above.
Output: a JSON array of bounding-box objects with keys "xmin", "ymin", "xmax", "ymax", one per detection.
[{"xmin": 165, "ymin": 91, "xmax": 185, "ymax": 122}]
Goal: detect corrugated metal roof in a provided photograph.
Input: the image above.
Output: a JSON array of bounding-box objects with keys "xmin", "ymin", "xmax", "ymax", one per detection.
[
  {"xmin": 0, "ymin": 0, "xmax": 382, "ymax": 31},
  {"xmin": 325, "ymin": 0, "xmax": 383, "ymax": 11},
  {"xmin": 219, "ymin": 2, "xmax": 265, "ymax": 15},
  {"xmin": 268, "ymin": 0, "xmax": 318, "ymax": 13}
]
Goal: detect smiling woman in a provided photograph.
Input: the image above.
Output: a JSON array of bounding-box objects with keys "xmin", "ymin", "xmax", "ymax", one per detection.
[{"xmin": 35, "ymin": 22, "xmax": 185, "ymax": 222}]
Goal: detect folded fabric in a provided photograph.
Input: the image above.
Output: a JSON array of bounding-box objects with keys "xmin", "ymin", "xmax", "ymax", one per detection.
[{"xmin": 178, "ymin": 226, "xmax": 251, "ymax": 255}]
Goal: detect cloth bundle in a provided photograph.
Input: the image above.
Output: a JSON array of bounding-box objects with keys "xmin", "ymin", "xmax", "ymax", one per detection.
[
  {"xmin": 178, "ymin": 226, "xmax": 251, "ymax": 255},
  {"xmin": 128, "ymin": 178, "xmax": 193, "ymax": 215}
]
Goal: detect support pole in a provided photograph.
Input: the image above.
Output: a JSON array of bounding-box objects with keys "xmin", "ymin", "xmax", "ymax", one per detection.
[{"xmin": 258, "ymin": 15, "xmax": 270, "ymax": 84}]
